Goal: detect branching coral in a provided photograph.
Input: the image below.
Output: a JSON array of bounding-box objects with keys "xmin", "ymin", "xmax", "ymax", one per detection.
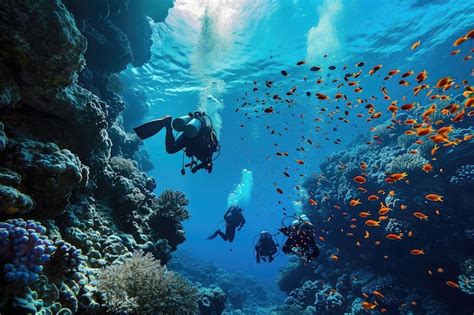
[
  {"xmin": 151, "ymin": 189, "xmax": 190, "ymax": 222},
  {"xmin": 386, "ymin": 153, "xmax": 428, "ymax": 173},
  {"xmin": 96, "ymin": 251, "xmax": 199, "ymax": 314}
]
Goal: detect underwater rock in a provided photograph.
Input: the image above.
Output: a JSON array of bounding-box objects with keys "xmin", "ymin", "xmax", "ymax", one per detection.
[
  {"xmin": 0, "ymin": 0, "xmax": 86, "ymax": 107},
  {"xmin": 198, "ymin": 286, "xmax": 226, "ymax": 315},
  {"xmin": 2, "ymin": 140, "xmax": 83, "ymax": 217}
]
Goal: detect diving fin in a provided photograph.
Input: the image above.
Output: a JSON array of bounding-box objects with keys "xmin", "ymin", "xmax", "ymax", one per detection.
[
  {"xmin": 134, "ymin": 116, "xmax": 171, "ymax": 140},
  {"xmin": 207, "ymin": 230, "xmax": 220, "ymax": 240}
]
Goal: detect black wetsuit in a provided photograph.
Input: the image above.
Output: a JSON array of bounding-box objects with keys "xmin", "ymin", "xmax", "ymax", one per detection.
[
  {"xmin": 255, "ymin": 236, "xmax": 278, "ymax": 263},
  {"xmin": 280, "ymin": 224, "xmax": 320, "ymax": 262},
  {"xmin": 208, "ymin": 207, "xmax": 245, "ymax": 242},
  {"xmin": 165, "ymin": 122, "xmax": 218, "ymax": 173}
]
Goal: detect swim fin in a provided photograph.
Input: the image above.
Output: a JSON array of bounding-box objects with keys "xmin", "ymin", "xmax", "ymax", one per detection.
[
  {"xmin": 134, "ymin": 116, "xmax": 171, "ymax": 140},
  {"xmin": 207, "ymin": 230, "xmax": 220, "ymax": 240}
]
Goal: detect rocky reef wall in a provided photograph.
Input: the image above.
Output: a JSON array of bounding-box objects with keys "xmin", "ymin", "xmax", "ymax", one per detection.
[
  {"xmin": 0, "ymin": 0, "xmax": 206, "ymax": 313},
  {"xmin": 275, "ymin": 95, "xmax": 474, "ymax": 314}
]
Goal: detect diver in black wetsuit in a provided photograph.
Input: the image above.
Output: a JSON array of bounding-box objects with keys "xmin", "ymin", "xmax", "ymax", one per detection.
[
  {"xmin": 280, "ymin": 215, "xmax": 320, "ymax": 263},
  {"xmin": 134, "ymin": 112, "xmax": 220, "ymax": 174},
  {"xmin": 207, "ymin": 206, "xmax": 246, "ymax": 242},
  {"xmin": 255, "ymin": 231, "xmax": 278, "ymax": 263}
]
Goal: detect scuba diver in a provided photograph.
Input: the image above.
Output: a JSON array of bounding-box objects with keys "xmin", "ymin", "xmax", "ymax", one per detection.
[
  {"xmin": 207, "ymin": 206, "xmax": 246, "ymax": 242},
  {"xmin": 255, "ymin": 231, "xmax": 278, "ymax": 263},
  {"xmin": 133, "ymin": 111, "xmax": 220, "ymax": 174},
  {"xmin": 279, "ymin": 214, "xmax": 320, "ymax": 263}
]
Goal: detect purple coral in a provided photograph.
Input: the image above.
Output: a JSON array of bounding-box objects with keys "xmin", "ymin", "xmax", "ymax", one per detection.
[{"xmin": 0, "ymin": 219, "xmax": 55, "ymax": 285}]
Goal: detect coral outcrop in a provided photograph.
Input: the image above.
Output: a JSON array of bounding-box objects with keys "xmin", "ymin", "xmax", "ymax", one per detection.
[
  {"xmin": 276, "ymin": 96, "xmax": 474, "ymax": 313},
  {"xmin": 0, "ymin": 0, "xmax": 191, "ymax": 313}
]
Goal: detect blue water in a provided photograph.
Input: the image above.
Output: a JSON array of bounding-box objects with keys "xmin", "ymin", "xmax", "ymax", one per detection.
[{"xmin": 122, "ymin": 0, "xmax": 473, "ymax": 291}]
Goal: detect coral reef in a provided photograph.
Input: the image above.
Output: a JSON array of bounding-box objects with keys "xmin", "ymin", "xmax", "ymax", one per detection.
[
  {"xmin": 276, "ymin": 101, "xmax": 474, "ymax": 313},
  {"xmin": 169, "ymin": 251, "xmax": 284, "ymax": 313},
  {"xmin": 97, "ymin": 251, "xmax": 199, "ymax": 314},
  {"xmin": 0, "ymin": 0, "xmax": 191, "ymax": 313}
]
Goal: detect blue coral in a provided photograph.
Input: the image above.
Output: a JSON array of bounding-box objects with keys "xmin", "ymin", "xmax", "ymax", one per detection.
[{"xmin": 0, "ymin": 219, "xmax": 55, "ymax": 285}]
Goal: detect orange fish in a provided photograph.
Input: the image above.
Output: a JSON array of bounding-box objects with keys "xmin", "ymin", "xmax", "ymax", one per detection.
[
  {"xmin": 386, "ymin": 233, "xmax": 403, "ymax": 240},
  {"xmin": 453, "ymin": 36, "xmax": 467, "ymax": 46},
  {"xmin": 316, "ymin": 93, "xmax": 329, "ymax": 100},
  {"xmin": 416, "ymin": 70, "xmax": 428, "ymax": 83},
  {"xmin": 354, "ymin": 176, "xmax": 367, "ymax": 184},
  {"xmin": 368, "ymin": 195, "xmax": 379, "ymax": 201},
  {"xmin": 296, "ymin": 159, "xmax": 305, "ymax": 165},
  {"xmin": 410, "ymin": 249, "xmax": 425, "ymax": 255},
  {"xmin": 359, "ymin": 211, "xmax": 371, "ymax": 218},
  {"xmin": 365, "ymin": 220, "xmax": 380, "ymax": 227},
  {"xmin": 373, "ymin": 290, "xmax": 385, "ymax": 299},
  {"xmin": 389, "ymin": 172, "xmax": 408, "ymax": 181},
  {"xmin": 422, "ymin": 163, "xmax": 433, "ymax": 173},
  {"xmin": 358, "ymin": 187, "xmax": 368, "ymax": 193},
  {"xmin": 437, "ymin": 268, "xmax": 445, "ymax": 273},
  {"xmin": 350, "ymin": 199, "xmax": 362, "ymax": 206},
  {"xmin": 436, "ymin": 77, "xmax": 453, "ymax": 90},
  {"xmin": 413, "ymin": 211, "xmax": 429, "ymax": 220},
  {"xmin": 361, "ymin": 301, "xmax": 378, "ymax": 310},
  {"xmin": 309, "ymin": 199, "xmax": 318, "ymax": 206},
  {"xmin": 364, "ymin": 230, "xmax": 370, "ymax": 238},
  {"xmin": 379, "ymin": 202, "xmax": 391, "ymax": 215},
  {"xmin": 411, "ymin": 40, "xmax": 421, "ymax": 50},
  {"xmin": 446, "ymin": 281, "xmax": 459, "ymax": 289},
  {"xmin": 425, "ymin": 194, "xmax": 443, "ymax": 202},
  {"xmin": 369, "ymin": 64, "xmax": 383, "ymax": 75},
  {"xmin": 401, "ymin": 103, "xmax": 415, "ymax": 111},
  {"xmin": 416, "ymin": 125, "xmax": 434, "ymax": 136},
  {"xmin": 431, "ymin": 144, "xmax": 440, "ymax": 155},
  {"xmin": 330, "ymin": 255, "xmax": 339, "ymax": 261},
  {"xmin": 402, "ymin": 70, "xmax": 414, "ymax": 78}
]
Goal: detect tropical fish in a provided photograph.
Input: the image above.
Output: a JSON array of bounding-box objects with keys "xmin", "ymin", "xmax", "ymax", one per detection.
[
  {"xmin": 425, "ymin": 194, "xmax": 443, "ymax": 202},
  {"xmin": 411, "ymin": 40, "xmax": 421, "ymax": 50},
  {"xmin": 365, "ymin": 220, "xmax": 380, "ymax": 227},
  {"xmin": 410, "ymin": 249, "xmax": 425, "ymax": 255}
]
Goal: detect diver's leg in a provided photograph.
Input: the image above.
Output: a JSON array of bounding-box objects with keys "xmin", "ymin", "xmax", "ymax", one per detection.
[
  {"xmin": 226, "ymin": 227, "xmax": 236, "ymax": 242},
  {"xmin": 165, "ymin": 128, "xmax": 186, "ymax": 154},
  {"xmin": 134, "ymin": 116, "xmax": 172, "ymax": 140}
]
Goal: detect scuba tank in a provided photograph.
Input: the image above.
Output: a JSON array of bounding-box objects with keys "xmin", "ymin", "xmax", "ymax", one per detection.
[
  {"xmin": 172, "ymin": 115, "xmax": 193, "ymax": 131},
  {"xmin": 184, "ymin": 117, "xmax": 203, "ymax": 138},
  {"xmin": 172, "ymin": 112, "xmax": 205, "ymax": 138}
]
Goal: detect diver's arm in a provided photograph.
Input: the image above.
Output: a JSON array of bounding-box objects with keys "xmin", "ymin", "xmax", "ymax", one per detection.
[{"xmin": 238, "ymin": 215, "xmax": 246, "ymax": 230}]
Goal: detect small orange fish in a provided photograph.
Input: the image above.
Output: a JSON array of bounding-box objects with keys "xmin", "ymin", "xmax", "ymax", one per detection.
[
  {"xmin": 402, "ymin": 70, "xmax": 414, "ymax": 78},
  {"xmin": 413, "ymin": 211, "xmax": 429, "ymax": 220},
  {"xmin": 364, "ymin": 230, "xmax": 370, "ymax": 238},
  {"xmin": 330, "ymin": 255, "xmax": 339, "ymax": 261},
  {"xmin": 437, "ymin": 268, "xmax": 445, "ymax": 273},
  {"xmin": 296, "ymin": 159, "xmax": 305, "ymax": 165},
  {"xmin": 425, "ymin": 194, "xmax": 443, "ymax": 202},
  {"xmin": 446, "ymin": 281, "xmax": 459, "ymax": 289},
  {"xmin": 359, "ymin": 211, "xmax": 371, "ymax": 218},
  {"xmin": 369, "ymin": 64, "xmax": 383, "ymax": 75},
  {"xmin": 410, "ymin": 249, "xmax": 425, "ymax": 255},
  {"xmin": 309, "ymin": 199, "xmax": 318, "ymax": 206},
  {"xmin": 379, "ymin": 202, "xmax": 391, "ymax": 215},
  {"xmin": 354, "ymin": 175, "xmax": 367, "ymax": 184},
  {"xmin": 411, "ymin": 40, "xmax": 421, "ymax": 50},
  {"xmin": 350, "ymin": 199, "xmax": 362, "ymax": 206},
  {"xmin": 431, "ymin": 144, "xmax": 440, "ymax": 155},
  {"xmin": 368, "ymin": 195, "xmax": 379, "ymax": 201},
  {"xmin": 362, "ymin": 293, "xmax": 369, "ymax": 299},
  {"xmin": 365, "ymin": 220, "xmax": 380, "ymax": 227},
  {"xmin": 422, "ymin": 163, "xmax": 433, "ymax": 173},
  {"xmin": 373, "ymin": 290, "xmax": 385, "ymax": 299},
  {"xmin": 416, "ymin": 70, "xmax": 428, "ymax": 83},
  {"xmin": 361, "ymin": 301, "xmax": 378, "ymax": 310},
  {"xmin": 358, "ymin": 187, "xmax": 368, "ymax": 193},
  {"xmin": 389, "ymin": 172, "xmax": 408, "ymax": 181},
  {"xmin": 401, "ymin": 103, "xmax": 415, "ymax": 110},
  {"xmin": 386, "ymin": 233, "xmax": 403, "ymax": 240}
]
